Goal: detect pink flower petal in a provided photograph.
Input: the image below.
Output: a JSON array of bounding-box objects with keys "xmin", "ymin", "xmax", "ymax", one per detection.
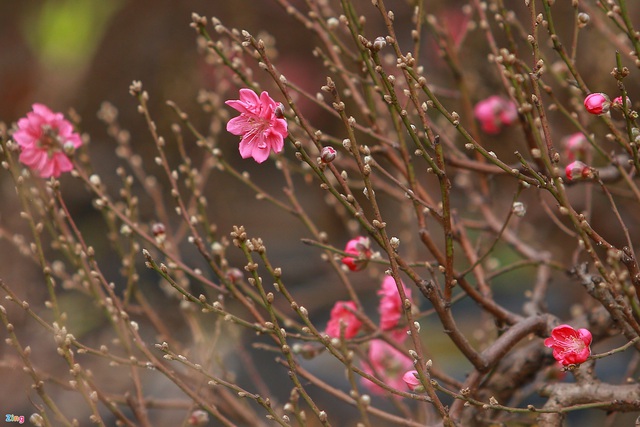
[
  {"xmin": 325, "ymin": 301, "xmax": 362, "ymax": 339},
  {"xmin": 226, "ymin": 116, "xmax": 253, "ymax": 136},
  {"xmin": 474, "ymin": 95, "xmax": 517, "ymax": 134},
  {"xmin": 378, "ymin": 276, "xmax": 412, "ymax": 340},
  {"xmin": 250, "ymin": 145, "xmax": 271, "ymax": 163},
  {"xmin": 238, "ymin": 135, "xmax": 258, "ymax": 159},
  {"xmin": 360, "ymin": 340, "xmax": 414, "ymax": 396}
]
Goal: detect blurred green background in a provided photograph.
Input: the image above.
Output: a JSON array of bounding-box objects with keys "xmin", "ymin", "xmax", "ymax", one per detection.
[{"xmin": 1, "ymin": 1, "xmax": 640, "ymax": 426}]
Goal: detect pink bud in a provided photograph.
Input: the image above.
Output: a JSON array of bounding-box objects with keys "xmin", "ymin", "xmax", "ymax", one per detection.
[
  {"xmin": 474, "ymin": 96, "xmax": 518, "ymax": 134},
  {"xmin": 402, "ymin": 370, "xmax": 422, "ymax": 391},
  {"xmin": 563, "ymin": 133, "xmax": 588, "ymax": 161},
  {"xmin": 565, "ymin": 160, "xmax": 590, "ymax": 181},
  {"xmin": 612, "ymin": 96, "xmax": 631, "ymax": 110},
  {"xmin": 341, "ymin": 236, "xmax": 371, "ymax": 272},
  {"xmin": 583, "ymin": 93, "xmax": 610, "ymax": 115},
  {"xmin": 320, "ymin": 146, "xmax": 337, "ymax": 164},
  {"xmin": 188, "ymin": 409, "xmax": 209, "ymax": 426}
]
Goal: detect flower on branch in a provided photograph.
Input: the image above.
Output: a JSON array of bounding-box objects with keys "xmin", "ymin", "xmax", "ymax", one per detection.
[
  {"xmin": 225, "ymin": 89, "xmax": 288, "ymax": 163},
  {"xmin": 402, "ymin": 370, "xmax": 423, "ymax": 392},
  {"xmin": 565, "ymin": 160, "xmax": 591, "ymax": 181},
  {"xmin": 325, "ymin": 300, "xmax": 362, "ymax": 339},
  {"xmin": 13, "ymin": 103, "xmax": 83, "ymax": 178},
  {"xmin": 320, "ymin": 146, "xmax": 337, "ymax": 164},
  {"xmin": 378, "ymin": 276, "xmax": 412, "ymax": 341},
  {"xmin": 612, "ymin": 95, "xmax": 632, "ymax": 111},
  {"xmin": 473, "ymin": 95, "xmax": 518, "ymax": 134},
  {"xmin": 341, "ymin": 236, "xmax": 372, "ymax": 272},
  {"xmin": 583, "ymin": 93, "xmax": 610, "ymax": 115},
  {"xmin": 544, "ymin": 324, "xmax": 592, "ymax": 366},
  {"xmin": 562, "ymin": 132, "xmax": 589, "ymax": 162},
  {"xmin": 360, "ymin": 340, "xmax": 414, "ymax": 396}
]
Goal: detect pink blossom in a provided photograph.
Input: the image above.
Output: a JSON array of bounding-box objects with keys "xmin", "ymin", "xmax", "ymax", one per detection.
[
  {"xmin": 565, "ymin": 160, "xmax": 591, "ymax": 181},
  {"xmin": 225, "ymin": 89, "xmax": 288, "ymax": 163},
  {"xmin": 341, "ymin": 236, "xmax": 371, "ymax": 272},
  {"xmin": 544, "ymin": 324, "xmax": 592, "ymax": 366},
  {"xmin": 325, "ymin": 301, "xmax": 362, "ymax": 339},
  {"xmin": 13, "ymin": 103, "xmax": 82, "ymax": 178},
  {"xmin": 378, "ymin": 276, "xmax": 412, "ymax": 341},
  {"xmin": 612, "ymin": 96, "xmax": 631, "ymax": 110},
  {"xmin": 360, "ymin": 340, "xmax": 414, "ymax": 395},
  {"xmin": 583, "ymin": 93, "xmax": 610, "ymax": 115},
  {"xmin": 563, "ymin": 133, "xmax": 588, "ymax": 162},
  {"xmin": 402, "ymin": 370, "xmax": 422, "ymax": 391},
  {"xmin": 474, "ymin": 96, "xmax": 518, "ymax": 134}
]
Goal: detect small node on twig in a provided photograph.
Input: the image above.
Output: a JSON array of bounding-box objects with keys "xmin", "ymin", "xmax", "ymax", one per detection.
[
  {"xmin": 389, "ymin": 237, "xmax": 400, "ymax": 249},
  {"xmin": 29, "ymin": 414, "xmax": 44, "ymax": 427},
  {"xmin": 372, "ymin": 219, "xmax": 386, "ymax": 229},
  {"xmin": 372, "ymin": 36, "xmax": 387, "ymax": 51},
  {"xmin": 577, "ymin": 12, "xmax": 590, "ymax": 28},
  {"xmin": 129, "ymin": 81, "xmax": 142, "ymax": 96},
  {"xmin": 512, "ymin": 202, "xmax": 526, "ymax": 217}
]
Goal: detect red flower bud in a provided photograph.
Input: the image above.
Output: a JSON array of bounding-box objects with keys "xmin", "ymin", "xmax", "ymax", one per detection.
[
  {"xmin": 612, "ymin": 96, "xmax": 631, "ymax": 111},
  {"xmin": 565, "ymin": 160, "xmax": 591, "ymax": 181},
  {"xmin": 341, "ymin": 236, "xmax": 371, "ymax": 271},
  {"xmin": 583, "ymin": 93, "xmax": 610, "ymax": 115}
]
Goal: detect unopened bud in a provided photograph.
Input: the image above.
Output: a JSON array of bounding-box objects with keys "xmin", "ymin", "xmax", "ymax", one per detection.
[
  {"xmin": 577, "ymin": 12, "xmax": 590, "ymax": 28},
  {"xmin": 152, "ymin": 222, "xmax": 166, "ymax": 244},
  {"xmin": 188, "ymin": 409, "xmax": 210, "ymax": 426},
  {"xmin": 512, "ymin": 201, "xmax": 526, "ymax": 217},
  {"xmin": 320, "ymin": 146, "xmax": 337, "ymax": 163},
  {"xmin": 372, "ymin": 36, "xmax": 387, "ymax": 51}
]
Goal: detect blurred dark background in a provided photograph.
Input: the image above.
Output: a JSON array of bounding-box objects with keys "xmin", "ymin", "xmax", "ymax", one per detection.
[{"xmin": 1, "ymin": 1, "xmax": 640, "ymax": 426}]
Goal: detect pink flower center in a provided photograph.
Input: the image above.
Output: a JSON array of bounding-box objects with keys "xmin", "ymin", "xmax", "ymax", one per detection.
[
  {"xmin": 244, "ymin": 116, "xmax": 271, "ymax": 149},
  {"xmin": 38, "ymin": 125, "xmax": 66, "ymax": 157},
  {"xmin": 379, "ymin": 354, "xmax": 405, "ymax": 375},
  {"xmin": 558, "ymin": 335, "xmax": 586, "ymax": 356}
]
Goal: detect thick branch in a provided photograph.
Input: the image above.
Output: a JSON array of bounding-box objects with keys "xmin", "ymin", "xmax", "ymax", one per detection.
[{"xmin": 538, "ymin": 380, "xmax": 640, "ymax": 427}]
